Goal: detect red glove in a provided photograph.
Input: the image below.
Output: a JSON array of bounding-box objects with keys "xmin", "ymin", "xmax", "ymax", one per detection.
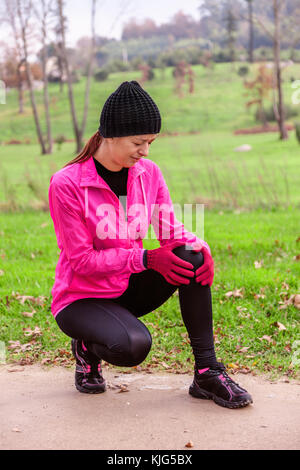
[
  {"xmin": 146, "ymin": 240, "xmax": 195, "ymax": 286},
  {"xmin": 192, "ymin": 242, "xmax": 214, "ymax": 287}
]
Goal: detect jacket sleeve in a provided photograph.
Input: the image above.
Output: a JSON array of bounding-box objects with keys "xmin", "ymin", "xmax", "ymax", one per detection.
[
  {"xmin": 48, "ymin": 176, "xmax": 146, "ymax": 276},
  {"xmin": 150, "ymin": 165, "xmax": 211, "ymax": 254}
]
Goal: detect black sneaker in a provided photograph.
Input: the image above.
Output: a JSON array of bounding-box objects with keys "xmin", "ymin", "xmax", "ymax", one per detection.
[
  {"xmin": 71, "ymin": 339, "xmax": 106, "ymax": 394},
  {"xmin": 189, "ymin": 362, "xmax": 253, "ymax": 409}
]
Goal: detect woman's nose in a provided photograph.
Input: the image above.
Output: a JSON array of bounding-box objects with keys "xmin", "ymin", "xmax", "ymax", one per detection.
[{"xmin": 138, "ymin": 144, "xmax": 149, "ymax": 157}]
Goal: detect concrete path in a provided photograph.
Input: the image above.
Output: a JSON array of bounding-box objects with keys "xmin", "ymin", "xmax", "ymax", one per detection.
[{"xmin": 0, "ymin": 364, "xmax": 299, "ymax": 450}]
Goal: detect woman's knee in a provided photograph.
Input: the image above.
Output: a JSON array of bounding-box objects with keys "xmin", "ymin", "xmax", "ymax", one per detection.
[
  {"xmin": 110, "ymin": 328, "xmax": 152, "ymax": 367},
  {"xmin": 172, "ymin": 244, "xmax": 204, "ymax": 271}
]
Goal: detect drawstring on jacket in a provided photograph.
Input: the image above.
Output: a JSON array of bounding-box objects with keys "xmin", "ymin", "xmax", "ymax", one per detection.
[{"xmin": 85, "ymin": 187, "xmax": 89, "ymax": 218}]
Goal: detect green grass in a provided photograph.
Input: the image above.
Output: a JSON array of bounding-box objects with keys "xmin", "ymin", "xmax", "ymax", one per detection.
[
  {"xmin": 0, "ymin": 63, "xmax": 299, "ymax": 377},
  {"xmin": 0, "ymin": 208, "xmax": 299, "ymax": 377},
  {"xmin": 0, "ymin": 130, "xmax": 300, "ymax": 211},
  {"xmin": 1, "ymin": 63, "xmax": 300, "ymax": 142}
]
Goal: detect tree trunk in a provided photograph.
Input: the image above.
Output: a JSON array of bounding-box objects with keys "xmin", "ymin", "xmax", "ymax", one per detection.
[
  {"xmin": 57, "ymin": 0, "xmax": 82, "ymax": 153},
  {"xmin": 80, "ymin": 0, "xmax": 97, "ymax": 151},
  {"xmin": 17, "ymin": 0, "xmax": 47, "ymax": 154},
  {"xmin": 16, "ymin": 60, "xmax": 24, "ymax": 114},
  {"xmin": 41, "ymin": 3, "xmax": 53, "ymax": 154},
  {"xmin": 273, "ymin": 0, "xmax": 288, "ymax": 140},
  {"xmin": 248, "ymin": 0, "xmax": 254, "ymax": 63}
]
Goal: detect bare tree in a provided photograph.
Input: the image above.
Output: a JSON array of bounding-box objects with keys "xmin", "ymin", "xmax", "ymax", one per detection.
[
  {"xmin": 33, "ymin": 0, "xmax": 56, "ymax": 153},
  {"xmin": 16, "ymin": 0, "xmax": 49, "ymax": 153},
  {"xmin": 252, "ymin": 0, "xmax": 288, "ymax": 139},
  {"xmin": 245, "ymin": 0, "xmax": 254, "ymax": 63},
  {"xmin": 55, "ymin": 0, "xmax": 98, "ymax": 153},
  {"xmin": 2, "ymin": 0, "xmax": 27, "ymax": 114}
]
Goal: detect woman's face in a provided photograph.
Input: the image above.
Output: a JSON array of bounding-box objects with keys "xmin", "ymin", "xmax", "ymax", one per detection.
[{"xmin": 105, "ymin": 134, "xmax": 158, "ymax": 169}]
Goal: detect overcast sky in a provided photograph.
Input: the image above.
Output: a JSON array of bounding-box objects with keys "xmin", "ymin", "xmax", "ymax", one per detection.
[
  {"xmin": 65, "ymin": 0, "xmax": 201, "ymax": 46},
  {"xmin": 0, "ymin": 0, "xmax": 201, "ymax": 53}
]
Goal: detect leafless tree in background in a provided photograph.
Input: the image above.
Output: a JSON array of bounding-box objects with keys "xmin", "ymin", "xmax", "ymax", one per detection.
[
  {"xmin": 245, "ymin": 0, "xmax": 254, "ymax": 63},
  {"xmin": 55, "ymin": 0, "xmax": 98, "ymax": 153},
  {"xmin": 2, "ymin": 0, "xmax": 27, "ymax": 114},
  {"xmin": 252, "ymin": 0, "xmax": 288, "ymax": 139},
  {"xmin": 16, "ymin": 0, "xmax": 49, "ymax": 153},
  {"xmin": 32, "ymin": 0, "xmax": 56, "ymax": 153}
]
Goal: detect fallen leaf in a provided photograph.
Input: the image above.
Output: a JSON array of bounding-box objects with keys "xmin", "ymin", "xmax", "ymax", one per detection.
[
  {"xmin": 21, "ymin": 310, "xmax": 36, "ymax": 318},
  {"xmin": 23, "ymin": 326, "xmax": 42, "ymax": 338},
  {"xmin": 161, "ymin": 361, "xmax": 170, "ymax": 369},
  {"xmin": 12, "ymin": 427, "xmax": 21, "ymax": 433},
  {"xmin": 273, "ymin": 321, "xmax": 287, "ymax": 331},
  {"xmin": 228, "ymin": 363, "xmax": 239, "ymax": 369},
  {"xmin": 185, "ymin": 441, "xmax": 194, "ymax": 448},
  {"xmin": 293, "ymin": 294, "xmax": 300, "ymax": 309},
  {"xmin": 238, "ymin": 346, "xmax": 250, "ymax": 353},
  {"xmin": 225, "ymin": 289, "xmax": 243, "ymax": 298},
  {"xmin": 0, "ymin": 270, "xmax": 4, "ymax": 276},
  {"xmin": 118, "ymin": 384, "xmax": 129, "ymax": 393},
  {"xmin": 260, "ymin": 335, "xmax": 272, "ymax": 343},
  {"xmin": 254, "ymin": 260, "xmax": 263, "ymax": 269}
]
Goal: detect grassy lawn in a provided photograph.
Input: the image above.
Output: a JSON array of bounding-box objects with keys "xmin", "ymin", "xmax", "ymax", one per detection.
[
  {"xmin": 1, "ymin": 131, "xmax": 300, "ymax": 211},
  {"xmin": 1, "ymin": 62, "xmax": 300, "ymax": 141},
  {"xmin": 0, "ymin": 208, "xmax": 299, "ymax": 378},
  {"xmin": 0, "ymin": 63, "xmax": 299, "ymax": 378}
]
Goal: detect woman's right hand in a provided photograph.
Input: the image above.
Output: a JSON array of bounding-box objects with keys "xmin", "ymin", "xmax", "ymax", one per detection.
[{"xmin": 146, "ymin": 240, "xmax": 195, "ymax": 286}]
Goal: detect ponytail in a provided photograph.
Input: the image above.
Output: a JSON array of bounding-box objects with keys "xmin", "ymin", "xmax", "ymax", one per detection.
[{"xmin": 63, "ymin": 131, "xmax": 102, "ymax": 168}]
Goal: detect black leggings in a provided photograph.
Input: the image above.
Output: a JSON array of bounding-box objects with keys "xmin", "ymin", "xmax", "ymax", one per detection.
[{"xmin": 56, "ymin": 245, "xmax": 216, "ymax": 368}]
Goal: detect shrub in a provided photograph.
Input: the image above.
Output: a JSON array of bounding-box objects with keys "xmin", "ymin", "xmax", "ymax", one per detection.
[
  {"xmin": 55, "ymin": 135, "xmax": 67, "ymax": 150},
  {"xmin": 255, "ymin": 104, "xmax": 299, "ymax": 123},
  {"xmin": 94, "ymin": 69, "xmax": 109, "ymax": 82},
  {"xmin": 238, "ymin": 65, "xmax": 249, "ymax": 77}
]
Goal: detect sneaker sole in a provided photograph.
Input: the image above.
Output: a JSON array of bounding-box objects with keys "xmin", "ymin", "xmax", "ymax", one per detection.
[
  {"xmin": 75, "ymin": 380, "xmax": 107, "ymax": 394},
  {"xmin": 189, "ymin": 381, "xmax": 253, "ymax": 409}
]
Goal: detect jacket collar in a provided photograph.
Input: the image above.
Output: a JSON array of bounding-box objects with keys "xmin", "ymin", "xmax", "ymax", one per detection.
[{"xmin": 80, "ymin": 156, "xmax": 147, "ymax": 189}]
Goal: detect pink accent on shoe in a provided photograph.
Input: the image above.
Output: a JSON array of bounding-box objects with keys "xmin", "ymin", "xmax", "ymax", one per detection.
[
  {"xmin": 198, "ymin": 367, "xmax": 210, "ymax": 374},
  {"xmin": 82, "ymin": 340, "xmax": 88, "ymax": 352},
  {"xmin": 219, "ymin": 374, "xmax": 226, "ymax": 382}
]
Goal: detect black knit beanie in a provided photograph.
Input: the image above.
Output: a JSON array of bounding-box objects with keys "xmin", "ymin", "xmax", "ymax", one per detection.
[{"xmin": 99, "ymin": 81, "xmax": 161, "ymax": 138}]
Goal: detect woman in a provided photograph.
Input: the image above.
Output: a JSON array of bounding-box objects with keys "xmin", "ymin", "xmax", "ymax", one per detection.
[{"xmin": 48, "ymin": 80, "xmax": 252, "ymax": 409}]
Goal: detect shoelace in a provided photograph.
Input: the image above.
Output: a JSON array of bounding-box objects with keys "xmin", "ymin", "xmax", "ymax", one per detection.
[{"xmin": 209, "ymin": 363, "xmax": 240, "ymax": 387}]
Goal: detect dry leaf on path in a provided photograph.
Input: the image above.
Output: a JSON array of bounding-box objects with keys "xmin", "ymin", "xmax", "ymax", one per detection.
[{"xmin": 185, "ymin": 441, "xmax": 194, "ymax": 448}]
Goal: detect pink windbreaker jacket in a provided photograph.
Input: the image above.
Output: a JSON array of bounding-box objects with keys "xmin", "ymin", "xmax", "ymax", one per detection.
[{"xmin": 48, "ymin": 156, "xmax": 210, "ymax": 318}]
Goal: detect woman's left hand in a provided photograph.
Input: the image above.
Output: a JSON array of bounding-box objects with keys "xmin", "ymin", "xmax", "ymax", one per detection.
[{"xmin": 192, "ymin": 242, "xmax": 214, "ymax": 287}]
